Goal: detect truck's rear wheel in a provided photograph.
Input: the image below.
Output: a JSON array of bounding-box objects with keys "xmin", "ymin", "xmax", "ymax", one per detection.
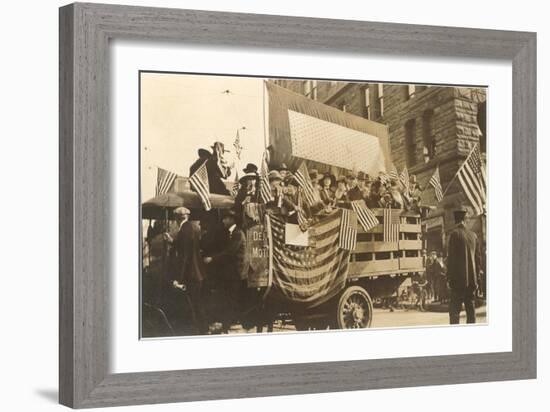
[{"xmin": 337, "ymin": 286, "xmax": 373, "ymax": 329}]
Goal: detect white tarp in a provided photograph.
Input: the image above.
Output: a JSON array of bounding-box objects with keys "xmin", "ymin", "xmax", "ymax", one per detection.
[{"xmin": 288, "ymin": 109, "xmax": 387, "ymax": 175}]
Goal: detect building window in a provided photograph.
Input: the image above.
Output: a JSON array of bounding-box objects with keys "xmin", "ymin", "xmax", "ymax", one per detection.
[
  {"xmin": 422, "ymin": 109, "xmax": 436, "ymax": 161},
  {"xmin": 364, "ymin": 87, "xmax": 371, "ymax": 119},
  {"xmin": 477, "ymin": 101, "xmax": 487, "ymax": 153},
  {"xmin": 407, "ymin": 84, "xmax": 416, "ymax": 100},
  {"xmin": 405, "ymin": 119, "xmax": 417, "ymax": 167},
  {"xmin": 377, "ymin": 84, "xmax": 384, "ymax": 117}
]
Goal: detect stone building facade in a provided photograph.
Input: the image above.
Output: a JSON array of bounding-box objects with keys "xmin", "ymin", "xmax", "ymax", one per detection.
[{"xmin": 271, "ymin": 79, "xmax": 487, "ymax": 252}]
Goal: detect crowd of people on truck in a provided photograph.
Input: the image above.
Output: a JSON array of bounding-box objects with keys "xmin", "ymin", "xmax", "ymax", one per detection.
[{"xmin": 237, "ymin": 162, "xmax": 423, "ymax": 214}]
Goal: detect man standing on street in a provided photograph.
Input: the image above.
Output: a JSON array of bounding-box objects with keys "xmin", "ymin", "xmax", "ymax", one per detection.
[
  {"xmin": 165, "ymin": 207, "xmax": 208, "ymax": 334},
  {"xmin": 203, "ymin": 209, "xmax": 247, "ymax": 333},
  {"xmin": 446, "ymin": 206, "xmax": 482, "ymax": 324}
]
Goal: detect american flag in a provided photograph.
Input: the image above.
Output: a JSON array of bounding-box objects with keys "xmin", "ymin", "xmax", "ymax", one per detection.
[
  {"xmin": 339, "ymin": 208, "xmax": 357, "ymax": 251},
  {"xmin": 429, "ymin": 166, "xmax": 444, "ymax": 202},
  {"xmin": 399, "ymin": 167, "xmax": 410, "ymax": 194},
  {"xmin": 189, "ymin": 160, "xmax": 211, "ymax": 211},
  {"xmin": 233, "ymin": 129, "xmax": 243, "ymax": 160},
  {"xmin": 388, "ymin": 166, "xmax": 399, "ymax": 181},
  {"xmin": 155, "ymin": 167, "xmax": 178, "ymax": 196},
  {"xmin": 294, "ymin": 162, "xmax": 320, "ymax": 206},
  {"xmin": 457, "ymin": 144, "xmax": 486, "ymax": 215},
  {"xmin": 268, "ymin": 210, "xmax": 350, "ymax": 308},
  {"xmin": 383, "ymin": 208, "xmax": 400, "ymax": 243},
  {"xmin": 259, "ymin": 151, "xmax": 273, "ymax": 203},
  {"xmin": 231, "ymin": 172, "xmax": 240, "ymax": 197},
  {"xmin": 350, "ymin": 200, "xmax": 379, "ymax": 232}
]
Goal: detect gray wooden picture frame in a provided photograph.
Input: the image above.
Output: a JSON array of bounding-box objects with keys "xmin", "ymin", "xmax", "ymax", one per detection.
[{"xmin": 59, "ymin": 2, "xmax": 536, "ymax": 409}]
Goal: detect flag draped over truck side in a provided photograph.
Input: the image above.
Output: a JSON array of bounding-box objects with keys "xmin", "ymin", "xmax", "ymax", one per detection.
[{"xmin": 267, "ymin": 209, "xmax": 351, "ymax": 308}]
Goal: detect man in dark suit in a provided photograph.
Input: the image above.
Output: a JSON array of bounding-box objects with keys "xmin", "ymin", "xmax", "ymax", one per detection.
[
  {"xmin": 203, "ymin": 209, "xmax": 247, "ymax": 333},
  {"xmin": 446, "ymin": 206, "xmax": 482, "ymax": 324},
  {"xmin": 166, "ymin": 207, "xmax": 208, "ymax": 334}
]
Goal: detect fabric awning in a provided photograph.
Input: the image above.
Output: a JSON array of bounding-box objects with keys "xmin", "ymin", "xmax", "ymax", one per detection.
[{"xmin": 266, "ymin": 81, "xmax": 392, "ymax": 176}]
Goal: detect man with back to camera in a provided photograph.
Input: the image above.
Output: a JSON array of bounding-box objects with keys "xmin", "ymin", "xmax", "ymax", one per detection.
[
  {"xmin": 203, "ymin": 209, "xmax": 246, "ymax": 333},
  {"xmin": 164, "ymin": 206, "xmax": 208, "ymax": 334},
  {"xmin": 446, "ymin": 205, "xmax": 482, "ymax": 324}
]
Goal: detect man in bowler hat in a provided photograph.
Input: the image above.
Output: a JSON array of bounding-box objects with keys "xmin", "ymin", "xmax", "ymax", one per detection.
[{"xmin": 446, "ymin": 206, "xmax": 482, "ymax": 324}]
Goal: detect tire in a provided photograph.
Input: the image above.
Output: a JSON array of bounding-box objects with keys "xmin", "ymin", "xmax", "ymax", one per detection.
[{"xmin": 336, "ymin": 286, "xmax": 374, "ymax": 329}]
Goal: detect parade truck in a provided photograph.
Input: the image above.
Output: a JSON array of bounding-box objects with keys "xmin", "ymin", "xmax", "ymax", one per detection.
[{"xmin": 142, "ymin": 82, "xmax": 426, "ymax": 332}]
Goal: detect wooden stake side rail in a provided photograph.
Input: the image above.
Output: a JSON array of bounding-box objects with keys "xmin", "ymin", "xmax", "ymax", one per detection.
[{"xmin": 349, "ymin": 209, "xmax": 424, "ymax": 278}]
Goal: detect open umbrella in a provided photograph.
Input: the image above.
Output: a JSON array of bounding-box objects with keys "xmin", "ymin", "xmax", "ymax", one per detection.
[{"xmin": 141, "ymin": 191, "xmax": 235, "ymax": 220}]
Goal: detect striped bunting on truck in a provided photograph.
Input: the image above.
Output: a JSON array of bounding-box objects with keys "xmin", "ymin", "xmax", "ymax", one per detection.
[{"xmin": 268, "ymin": 209, "xmax": 351, "ymax": 308}]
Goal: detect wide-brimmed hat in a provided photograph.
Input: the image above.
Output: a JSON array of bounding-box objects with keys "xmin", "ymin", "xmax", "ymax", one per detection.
[
  {"xmin": 346, "ymin": 171, "xmax": 358, "ymax": 180},
  {"xmin": 239, "ymin": 172, "xmax": 258, "ymax": 183},
  {"xmin": 197, "ymin": 148, "xmax": 211, "ymax": 157},
  {"xmin": 242, "ymin": 163, "xmax": 258, "ymax": 174},
  {"xmin": 268, "ymin": 170, "xmax": 283, "ymax": 182},
  {"xmin": 309, "ymin": 169, "xmax": 322, "ymax": 181},
  {"xmin": 211, "ymin": 141, "xmax": 230, "ymax": 152},
  {"xmin": 453, "ymin": 205, "xmax": 469, "ymax": 220},
  {"xmin": 277, "ymin": 163, "xmax": 289, "ymax": 172},
  {"xmin": 454, "ymin": 205, "xmax": 469, "ymax": 214}
]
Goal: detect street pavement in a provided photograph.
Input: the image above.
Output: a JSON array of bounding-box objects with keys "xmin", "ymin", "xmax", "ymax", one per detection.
[{"xmin": 225, "ymin": 306, "xmax": 487, "ymax": 334}]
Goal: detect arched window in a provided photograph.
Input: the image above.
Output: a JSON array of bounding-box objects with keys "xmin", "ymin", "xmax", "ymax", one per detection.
[{"xmin": 405, "ymin": 119, "xmax": 417, "ymax": 167}]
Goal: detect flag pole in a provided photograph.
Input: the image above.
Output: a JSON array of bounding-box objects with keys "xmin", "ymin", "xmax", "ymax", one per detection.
[
  {"xmin": 441, "ymin": 143, "xmax": 478, "ymax": 198},
  {"xmin": 262, "ymin": 80, "xmax": 268, "ymax": 150}
]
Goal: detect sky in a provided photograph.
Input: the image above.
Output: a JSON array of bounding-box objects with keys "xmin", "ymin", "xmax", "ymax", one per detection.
[{"xmin": 140, "ymin": 73, "xmax": 267, "ymax": 201}]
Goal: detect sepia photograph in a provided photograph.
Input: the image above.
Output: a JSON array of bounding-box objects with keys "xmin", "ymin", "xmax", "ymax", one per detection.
[{"xmin": 140, "ymin": 72, "xmax": 487, "ymax": 338}]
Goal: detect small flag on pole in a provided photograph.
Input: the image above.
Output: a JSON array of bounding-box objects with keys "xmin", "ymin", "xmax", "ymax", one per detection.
[
  {"xmin": 233, "ymin": 129, "xmax": 243, "ymax": 160},
  {"xmin": 388, "ymin": 165, "xmax": 399, "ymax": 181},
  {"xmin": 259, "ymin": 151, "xmax": 273, "ymax": 204},
  {"xmin": 429, "ymin": 166, "xmax": 444, "ymax": 202},
  {"xmin": 156, "ymin": 167, "xmax": 178, "ymax": 196},
  {"xmin": 296, "ymin": 188, "xmax": 309, "ymax": 232},
  {"xmin": 338, "ymin": 208, "xmax": 357, "ymax": 251},
  {"xmin": 189, "ymin": 160, "xmax": 212, "ymax": 211},
  {"xmin": 456, "ymin": 144, "xmax": 486, "ymax": 215},
  {"xmin": 294, "ymin": 162, "xmax": 320, "ymax": 206},
  {"xmin": 231, "ymin": 172, "xmax": 240, "ymax": 197},
  {"xmin": 350, "ymin": 200, "xmax": 379, "ymax": 232},
  {"xmin": 383, "ymin": 208, "xmax": 400, "ymax": 243}
]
